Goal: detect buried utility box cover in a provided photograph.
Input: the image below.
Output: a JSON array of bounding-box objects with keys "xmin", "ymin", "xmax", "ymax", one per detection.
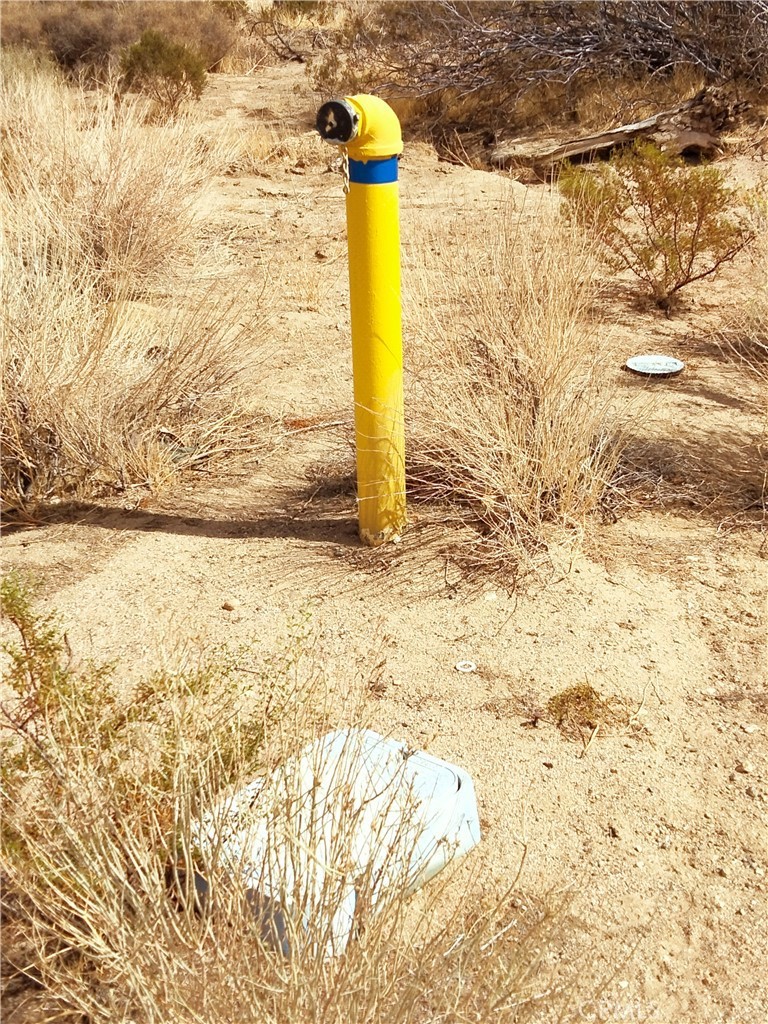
[{"xmin": 192, "ymin": 729, "xmax": 480, "ymax": 956}]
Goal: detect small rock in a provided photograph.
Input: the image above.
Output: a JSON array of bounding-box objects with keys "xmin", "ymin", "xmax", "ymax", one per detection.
[
  {"xmin": 740, "ymin": 723, "xmax": 760, "ymax": 735},
  {"xmin": 221, "ymin": 599, "xmax": 241, "ymax": 612},
  {"xmin": 483, "ymin": 591, "xmax": 498, "ymax": 602},
  {"xmin": 717, "ymin": 865, "xmax": 729, "ymax": 877},
  {"xmin": 702, "ymin": 687, "xmax": 718, "ymax": 696},
  {"xmin": 735, "ymin": 761, "xmax": 755, "ymax": 775},
  {"xmin": 745, "ymin": 786, "xmax": 757, "ymax": 798}
]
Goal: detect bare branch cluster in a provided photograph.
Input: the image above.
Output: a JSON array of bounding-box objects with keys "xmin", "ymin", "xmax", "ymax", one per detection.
[{"xmin": 340, "ymin": 1, "xmax": 768, "ymax": 101}]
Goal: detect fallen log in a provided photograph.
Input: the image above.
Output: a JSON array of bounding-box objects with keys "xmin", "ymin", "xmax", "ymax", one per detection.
[{"xmin": 490, "ymin": 87, "xmax": 749, "ymax": 179}]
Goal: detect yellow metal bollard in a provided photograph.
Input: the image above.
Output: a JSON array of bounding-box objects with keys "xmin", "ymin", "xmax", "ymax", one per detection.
[{"xmin": 316, "ymin": 95, "xmax": 406, "ymax": 546}]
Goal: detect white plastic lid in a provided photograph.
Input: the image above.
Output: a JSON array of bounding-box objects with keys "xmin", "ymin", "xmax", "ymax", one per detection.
[
  {"xmin": 192, "ymin": 729, "xmax": 481, "ymax": 957},
  {"xmin": 626, "ymin": 354, "xmax": 685, "ymax": 377}
]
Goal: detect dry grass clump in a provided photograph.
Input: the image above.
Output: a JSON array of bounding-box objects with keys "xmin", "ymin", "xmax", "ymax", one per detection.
[
  {"xmin": 2, "ymin": 54, "xmax": 209, "ymax": 295},
  {"xmin": 216, "ymin": 30, "xmax": 275, "ymax": 76},
  {"xmin": 717, "ymin": 197, "xmax": 768, "ymax": 397},
  {"xmin": 1, "ymin": 575, "xmax": 598, "ymax": 1024},
  {"xmin": 1, "ymin": 56, "xmax": 269, "ymax": 513},
  {"xmin": 2, "ymin": 285, "xmax": 266, "ymax": 511},
  {"xmin": 406, "ymin": 203, "xmax": 625, "ymax": 569},
  {"xmin": 254, "ymin": 0, "xmax": 355, "ymax": 66},
  {"xmin": 214, "ymin": 124, "xmax": 330, "ymax": 176}
]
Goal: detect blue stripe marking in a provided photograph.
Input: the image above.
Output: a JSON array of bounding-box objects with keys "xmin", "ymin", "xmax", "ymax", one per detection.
[{"xmin": 348, "ymin": 156, "xmax": 399, "ymax": 184}]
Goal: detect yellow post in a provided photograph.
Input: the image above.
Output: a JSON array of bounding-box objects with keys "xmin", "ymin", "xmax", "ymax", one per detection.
[{"xmin": 316, "ymin": 96, "xmax": 406, "ymax": 546}]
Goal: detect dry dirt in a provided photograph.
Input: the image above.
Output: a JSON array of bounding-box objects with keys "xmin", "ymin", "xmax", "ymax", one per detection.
[{"xmin": 2, "ymin": 66, "xmax": 767, "ymax": 1024}]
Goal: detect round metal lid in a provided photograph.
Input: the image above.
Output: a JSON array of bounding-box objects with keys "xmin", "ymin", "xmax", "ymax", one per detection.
[{"xmin": 626, "ymin": 354, "xmax": 685, "ymax": 377}]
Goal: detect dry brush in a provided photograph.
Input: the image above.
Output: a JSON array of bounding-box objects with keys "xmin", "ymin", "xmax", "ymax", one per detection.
[
  {"xmin": 1, "ymin": 55, "xmax": 268, "ymax": 514},
  {"xmin": 1, "ymin": 575, "xmax": 603, "ymax": 1024},
  {"xmin": 405, "ymin": 200, "xmax": 626, "ymax": 571}
]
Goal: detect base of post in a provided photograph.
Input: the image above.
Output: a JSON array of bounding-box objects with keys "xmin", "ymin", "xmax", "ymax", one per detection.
[{"xmin": 359, "ymin": 525, "xmax": 404, "ymax": 548}]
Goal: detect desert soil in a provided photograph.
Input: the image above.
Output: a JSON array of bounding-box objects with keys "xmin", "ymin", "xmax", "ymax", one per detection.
[{"xmin": 3, "ymin": 66, "xmax": 767, "ymax": 1024}]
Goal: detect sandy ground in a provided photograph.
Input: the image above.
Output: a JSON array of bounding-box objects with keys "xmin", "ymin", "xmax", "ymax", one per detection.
[{"xmin": 3, "ymin": 66, "xmax": 767, "ymax": 1023}]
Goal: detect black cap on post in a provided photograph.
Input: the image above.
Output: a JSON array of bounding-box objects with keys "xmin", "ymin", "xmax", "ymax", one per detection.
[{"xmin": 316, "ymin": 99, "xmax": 359, "ymax": 145}]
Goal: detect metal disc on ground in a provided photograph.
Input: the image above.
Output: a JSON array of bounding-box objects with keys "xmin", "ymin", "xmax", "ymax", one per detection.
[{"xmin": 625, "ymin": 354, "xmax": 685, "ymax": 377}]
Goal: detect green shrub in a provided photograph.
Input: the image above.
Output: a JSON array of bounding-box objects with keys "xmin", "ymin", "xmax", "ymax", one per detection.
[
  {"xmin": 559, "ymin": 143, "xmax": 755, "ymax": 310},
  {"xmin": 121, "ymin": 29, "xmax": 206, "ymax": 116}
]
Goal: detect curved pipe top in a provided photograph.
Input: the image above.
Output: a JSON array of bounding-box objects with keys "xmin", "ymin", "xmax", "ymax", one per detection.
[{"xmin": 316, "ymin": 94, "xmax": 402, "ymax": 161}]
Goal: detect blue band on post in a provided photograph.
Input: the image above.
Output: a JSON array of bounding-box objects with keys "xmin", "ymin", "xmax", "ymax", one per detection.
[{"xmin": 348, "ymin": 156, "xmax": 399, "ymax": 184}]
